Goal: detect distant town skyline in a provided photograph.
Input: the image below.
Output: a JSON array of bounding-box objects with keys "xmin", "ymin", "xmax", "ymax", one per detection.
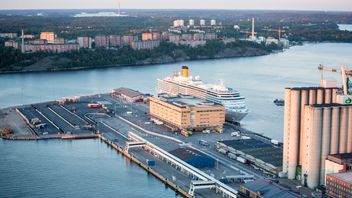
[{"xmin": 1, "ymin": 0, "xmax": 352, "ymax": 11}]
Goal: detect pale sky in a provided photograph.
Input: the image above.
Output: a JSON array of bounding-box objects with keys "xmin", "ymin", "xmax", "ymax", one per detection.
[{"xmin": 1, "ymin": 0, "xmax": 352, "ymax": 11}]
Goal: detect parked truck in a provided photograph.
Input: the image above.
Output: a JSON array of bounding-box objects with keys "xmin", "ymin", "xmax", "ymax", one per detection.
[{"xmin": 237, "ymin": 156, "xmax": 248, "ymax": 164}]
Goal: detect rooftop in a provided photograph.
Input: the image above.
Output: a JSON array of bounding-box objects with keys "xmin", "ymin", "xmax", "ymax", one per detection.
[
  {"xmin": 220, "ymin": 139, "xmax": 283, "ymax": 167},
  {"xmin": 158, "ymin": 94, "xmax": 221, "ymax": 108},
  {"xmin": 242, "ymin": 179, "xmax": 300, "ymax": 198},
  {"xmin": 328, "ymin": 172, "xmax": 352, "ymax": 184},
  {"xmin": 112, "ymin": 87, "xmax": 143, "ymax": 98},
  {"xmin": 170, "ymin": 147, "xmax": 213, "ymax": 161}
]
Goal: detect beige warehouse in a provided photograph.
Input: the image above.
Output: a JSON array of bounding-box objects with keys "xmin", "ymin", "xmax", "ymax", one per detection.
[{"xmin": 149, "ymin": 95, "xmax": 225, "ymax": 131}]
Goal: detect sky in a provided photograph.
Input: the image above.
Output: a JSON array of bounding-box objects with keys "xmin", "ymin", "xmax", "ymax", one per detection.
[{"xmin": 1, "ymin": 0, "xmax": 352, "ymax": 11}]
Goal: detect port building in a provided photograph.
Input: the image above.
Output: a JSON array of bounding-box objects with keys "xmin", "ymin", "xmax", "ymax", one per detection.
[
  {"xmin": 239, "ymin": 179, "xmax": 300, "ymax": 198},
  {"xmin": 148, "ymin": 94, "xmax": 225, "ymax": 131},
  {"xmin": 326, "ymin": 172, "xmax": 352, "ymax": 198},
  {"xmin": 110, "ymin": 87, "xmax": 143, "ymax": 103},
  {"xmin": 217, "ymin": 139, "xmax": 283, "ymax": 175},
  {"xmin": 282, "ymin": 86, "xmax": 352, "ymax": 189},
  {"xmin": 170, "ymin": 148, "xmax": 215, "ymax": 168}
]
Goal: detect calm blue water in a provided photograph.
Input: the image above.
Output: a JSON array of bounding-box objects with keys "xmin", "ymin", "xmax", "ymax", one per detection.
[
  {"xmin": 0, "ymin": 139, "xmax": 177, "ymax": 198},
  {"xmin": 1, "ymin": 43, "xmax": 351, "ymax": 140},
  {"xmin": 338, "ymin": 24, "xmax": 352, "ymax": 31}
]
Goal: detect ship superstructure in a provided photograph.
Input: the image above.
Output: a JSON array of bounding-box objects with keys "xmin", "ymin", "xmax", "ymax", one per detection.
[{"xmin": 157, "ymin": 66, "xmax": 248, "ymax": 123}]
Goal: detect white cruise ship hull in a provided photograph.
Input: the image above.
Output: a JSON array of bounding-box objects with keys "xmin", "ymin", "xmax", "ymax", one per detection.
[{"xmin": 225, "ymin": 111, "xmax": 248, "ymax": 123}]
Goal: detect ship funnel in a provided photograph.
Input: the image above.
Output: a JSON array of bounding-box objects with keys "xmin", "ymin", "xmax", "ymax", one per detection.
[{"xmin": 182, "ymin": 66, "xmax": 189, "ymax": 77}]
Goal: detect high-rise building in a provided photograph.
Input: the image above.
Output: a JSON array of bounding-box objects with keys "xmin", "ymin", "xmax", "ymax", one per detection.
[
  {"xmin": 283, "ymin": 86, "xmax": 352, "ymax": 189},
  {"xmin": 200, "ymin": 19, "xmax": 206, "ymax": 26},
  {"xmin": 210, "ymin": 19, "xmax": 216, "ymax": 26},
  {"xmin": 94, "ymin": 35, "xmax": 108, "ymax": 48},
  {"xmin": 189, "ymin": 19, "xmax": 195, "ymax": 26},
  {"xmin": 40, "ymin": 32, "xmax": 55, "ymax": 43},
  {"xmin": 141, "ymin": 33, "xmax": 153, "ymax": 41},
  {"xmin": 173, "ymin": 19, "xmax": 184, "ymax": 27},
  {"xmin": 121, "ymin": 35, "xmax": 138, "ymax": 46},
  {"xmin": 130, "ymin": 40, "xmax": 160, "ymax": 50},
  {"xmin": 109, "ymin": 35, "xmax": 121, "ymax": 47},
  {"xmin": 77, "ymin": 37, "xmax": 92, "ymax": 48}
]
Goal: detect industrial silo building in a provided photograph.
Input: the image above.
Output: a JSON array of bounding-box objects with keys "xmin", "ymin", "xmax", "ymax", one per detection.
[{"xmin": 282, "ymin": 86, "xmax": 352, "ymax": 189}]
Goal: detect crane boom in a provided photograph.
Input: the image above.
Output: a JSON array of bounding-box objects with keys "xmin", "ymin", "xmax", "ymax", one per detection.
[{"xmin": 318, "ymin": 64, "xmax": 352, "ymax": 95}]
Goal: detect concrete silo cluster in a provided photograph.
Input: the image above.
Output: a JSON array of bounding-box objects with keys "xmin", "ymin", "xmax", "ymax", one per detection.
[{"xmin": 282, "ymin": 86, "xmax": 352, "ymax": 189}]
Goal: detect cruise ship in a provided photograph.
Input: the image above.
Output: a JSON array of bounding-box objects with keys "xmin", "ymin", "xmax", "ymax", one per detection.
[{"xmin": 156, "ymin": 66, "xmax": 248, "ymax": 123}]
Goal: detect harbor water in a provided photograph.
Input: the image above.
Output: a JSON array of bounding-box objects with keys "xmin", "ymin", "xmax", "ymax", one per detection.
[
  {"xmin": 0, "ymin": 139, "xmax": 177, "ymax": 198},
  {"xmin": 0, "ymin": 42, "xmax": 351, "ymax": 197}
]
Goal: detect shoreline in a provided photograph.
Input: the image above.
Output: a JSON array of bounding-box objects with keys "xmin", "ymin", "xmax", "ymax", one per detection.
[
  {"xmin": 2, "ymin": 41, "xmax": 352, "ymax": 75},
  {"xmin": 0, "ymin": 49, "xmax": 272, "ymax": 75}
]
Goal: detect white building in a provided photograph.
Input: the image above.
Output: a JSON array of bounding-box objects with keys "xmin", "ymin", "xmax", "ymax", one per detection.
[
  {"xmin": 265, "ymin": 37, "xmax": 279, "ymax": 46},
  {"xmin": 210, "ymin": 19, "xmax": 216, "ymax": 26},
  {"xmin": 189, "ymin": 19, "xmax": 195, "ymax": 26},
  {"xmin": 173, "ymin": 19, "xmax": 185, "ymax": 27},
  {"xmin": 200, "ymin": 19, "xmax": 206, "ymax": 26}
]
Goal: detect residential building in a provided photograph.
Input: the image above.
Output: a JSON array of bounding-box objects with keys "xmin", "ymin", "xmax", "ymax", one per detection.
[
  {"xmin": 173, "ymin": 19, "xmax": 184, "ymax": 27},
  {"xmin": 168, "ymin": 34, "xmax": 180, "ymax": 44},
  {"xmin": 326, "ymin": 172, "xmax": 352, "ymax": 198},
  {"xmin": 179, "ymin": 40, "xmax": 206, "ymax": 47},
  {"xmin": 40, "ymin": 32, "xmax": 55, "ymax": 43},
  {"xmin": 77, "ymin": 37, "xmax": 92, "ymax": 48},
  {"xmin": 193, "ymin": 33, "xmax": 204, "ymax": 41},
  {"xmin": 94, "ymin": 35, "xmax": 108, "ymax": 48},
  {"xmin": 149, "ymin": 94, "xmax": 225, "ymax": 131},
  {"xmin": 54, "ymin": 38, "xmax": 66, "ymax": 44},
  {"xmin": 142, "ymin": 33, "xmax": 153, "ymax": 41},
  {"xmin": 0, "ymin": 33, "xmax": 18, "ymax": 38},
  {"xmin": 181, "ymin": 34, "xmax": 192, "ymax": 41},
  {"xmin": 130, "ymin": 40, "xmax": 160, "ymax": 50},
  {"xmin": 23, "ymin": 44, "xmax": 79, "ymax": 53},
  {"xmin": 121, "ymin": 35, "xmax": 138, "ymax": 46},
  {"xmin": 205, "ymin": 33, "xmax": 217, "ymax": 40},
  {"xmin": 4, "ymin": 40, "xmax": 19, "ymax": 49},
  {"xmin": 109, "ymin": 35, "xmax": 121, "ymax": 47},
  {"xmin": 110, "ymin": 87, "xmax": 143, "ymax": 103}
]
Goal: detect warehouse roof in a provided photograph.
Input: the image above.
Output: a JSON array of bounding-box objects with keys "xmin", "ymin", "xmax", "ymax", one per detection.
[
  {"xmin": 112, "ymin": 87, "xmax": 143, "ymax": 98},
  {"xmin": 158, "ymin": 94, "xmax": 221, "ymax": 108},
  {"xmin": 220, "ymin": 139, "xmax": 283, "ymax": 167},
  {"xmin": 328, "ymin": 172, "xmax": 352, "ymax": 184},
  {"xmin": 242, "ymin": 179, "xmax": 300, "ymax": 198},
  {"xmin": 170, "ymin": 147, "xmax": 213, "ymax": 161}
]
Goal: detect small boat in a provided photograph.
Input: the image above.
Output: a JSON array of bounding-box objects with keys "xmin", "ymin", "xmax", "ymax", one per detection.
[{"xmin": 273, "ymin": 99, "xmax": 285, "ymax": 106}]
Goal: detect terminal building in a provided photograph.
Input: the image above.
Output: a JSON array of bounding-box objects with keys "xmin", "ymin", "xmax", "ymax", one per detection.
[
  {"xmin": 148, "ymin": 94, "xmax": 225, "ymax": 131},
  {"xmin": 282, "ymin": 86, "xmax": 352, "ymax": 189},
  {"xmin": 217, "ymin": 139, "xmax": 283, "ymax": 175},
  {"xmin": 110, "ymin": 87, "xmax": 143, "ymax": 103},
  {"xmin": 239, "ymin": 179, "xmax": 300, "ymax": 198}
]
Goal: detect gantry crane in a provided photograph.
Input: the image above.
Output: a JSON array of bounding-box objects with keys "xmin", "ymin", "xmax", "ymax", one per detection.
[{"xmin": 318, "ymin": 64, "xmax": 352, "ymax": 95}]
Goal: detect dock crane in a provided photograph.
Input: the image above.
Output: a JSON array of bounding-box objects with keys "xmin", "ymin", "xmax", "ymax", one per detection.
[
  {"xmin": 318, "ymin": 64, "xmax": 352, "ymax": 95},
  {"xmin": 263, "ymin": 28, "xmax": 286, "ymax": 41}
]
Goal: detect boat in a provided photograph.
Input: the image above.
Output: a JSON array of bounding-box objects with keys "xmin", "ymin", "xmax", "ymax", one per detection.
[
  {"xmin": 273, "ymin": 99, "xmax": 285, "ymax": 106},
  {"xmin": 156, "ymin": 66, "xmax": 248, "ymax": 123}
]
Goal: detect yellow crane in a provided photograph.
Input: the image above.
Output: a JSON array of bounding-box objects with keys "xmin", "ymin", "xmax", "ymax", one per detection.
[{"xmin": 318, "ymin": 64, "xmax": 352, "ymax": 95}]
